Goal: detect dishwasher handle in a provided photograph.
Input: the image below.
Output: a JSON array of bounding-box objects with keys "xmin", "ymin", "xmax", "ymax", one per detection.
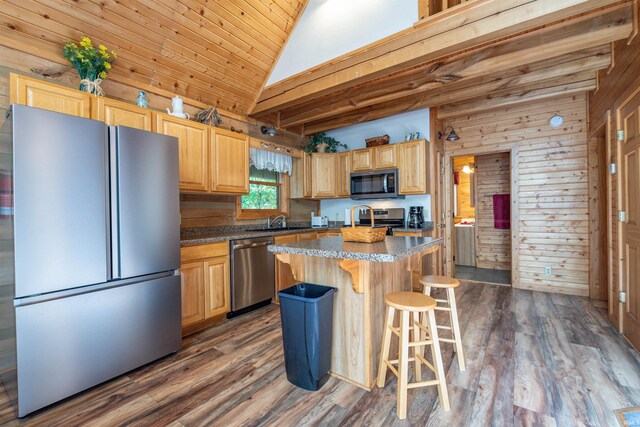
[{"xmin": 232, "ymin": 241, "xmax": 273, "ymax": 250}]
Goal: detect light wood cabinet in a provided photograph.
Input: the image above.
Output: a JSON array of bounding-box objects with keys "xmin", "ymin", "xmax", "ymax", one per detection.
[
  {"xmin": 398, "ymin": 139, "xmax": 427, "ymax": 194},
  {"xmin": 374, "ymin": 144, "xmax": 397, "ymax": 169},
  {"xmin": 204, "ymin": 256, "xmax": 231, "ymax": 318},
  {"xmin": 337, "ymin": 152, "xmax": 351, "ymax": 197},
  {"xmin": 311, "ymin": 153, "xmax": 337, "ymax": 198},
  {"xmin": 156, "ymin": 113, "xmax": 209, "ymax": 192},
  {"xmin": 297, "ymin": 231, "xmax": 318, "ymax": 241},
  {"xmin": 10, "ymin": 73, "xmax": 91, "ymax": 118},
  {"xmin": 291, "ymin": 152, "xmax": 312, "ymax": 198},
  {"xmin": 180, "ymin": 261, "xmax": 206, "ymax": 325},
  {"xmin": 210, "ymin": 128, "xmax": 250, "ymax": 194},
  {"xmin": 352, "ymin": 148, "xmax": 373, "ymax": 171},
  {"xmin": 91, "ymin": 97, "xmax": 152, "ymax": 130},
  {"xmin": 180, "ymin": 242, "xmax": 230, "ymax": 335}
]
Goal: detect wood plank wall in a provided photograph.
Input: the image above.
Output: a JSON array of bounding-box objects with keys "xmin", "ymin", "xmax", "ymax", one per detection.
[
  {"xmin": 180, "ymin": 194, "xmax": 318, "ymax": 228},
  {"xmin": 446, "ymin": 93, "xmax": 590, "ymax": 296},
  {"xmin": 453, "ymin": 156, "xmax": 475, "ymax": 218},
  {"xmin": 475, "ymin": 152, "xmax": 511, "ymax": 270},
  {"xmin": 588, "ymin": 28, "xmax": 640, "ymax": 324}
]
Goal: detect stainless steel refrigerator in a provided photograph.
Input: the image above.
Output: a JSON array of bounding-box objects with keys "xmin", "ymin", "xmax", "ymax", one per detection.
[{"xmin": 0, "ymin": 105, "xmax": 182, "ymax": 417}]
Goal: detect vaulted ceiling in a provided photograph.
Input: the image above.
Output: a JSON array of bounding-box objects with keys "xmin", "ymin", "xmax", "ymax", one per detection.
[
  {"xmin": 251, "ymin": 0, "xmax": 637, "ymax": 134},
  {"xmin": 0, "ymin": 0, "xmax": 307, "ymax": 115}
]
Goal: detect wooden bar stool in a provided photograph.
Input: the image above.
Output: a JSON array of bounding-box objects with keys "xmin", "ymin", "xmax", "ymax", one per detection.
[
  {"xmin": 419, "ymin": 275, "xmax": 465, "ymax": 371},
  {"xmin": 377, "ymin": 291, "xmax": 450, "ymax": 419}
]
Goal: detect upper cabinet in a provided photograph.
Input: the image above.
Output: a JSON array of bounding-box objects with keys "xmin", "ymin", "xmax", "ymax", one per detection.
[
  {"xmin": 155, "ymin": 113, "xmax": 209, "ymax": 192},
  {"xmin": 92, "ymin": 97, "xmax": 152, "ymax": 131},
  {"xmin": 10, "ymin": 74, "xmax": 91, "ymax": 118},
  {"xmin": 336, "ymin": 152, "xmax": 351, "ymax": 197},
  {"xmin": 373, "ymin": 144, "xmax": 397, "ymax": 169},
  {"xmin": 398, "ymin": 139, "xmax": 427, "ymax": 194},
  {"xmin": 352, "ymin": 148, "xmax": 373, "ymax": 171},
  {"xmin": 311, "ymin": 153, "xmax": 337, "ymax": 198},
  {"xmin": 291, "ymin": 152, "xmax": 312, "ymax": 198},
  {"xmin": 209, "ymin": 128, "xmax": 249, "ymax": 194}
]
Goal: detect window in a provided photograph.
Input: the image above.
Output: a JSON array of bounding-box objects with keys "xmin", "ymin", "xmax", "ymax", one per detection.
[{"xmin": 237, "ymin": 166, "xmax": 289, "ymax": 219}]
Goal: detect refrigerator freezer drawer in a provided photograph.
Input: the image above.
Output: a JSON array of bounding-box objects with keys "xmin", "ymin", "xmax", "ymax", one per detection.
[{"xmin": 15, "ymin": 274, "xmax": 181, "ymax": 417}]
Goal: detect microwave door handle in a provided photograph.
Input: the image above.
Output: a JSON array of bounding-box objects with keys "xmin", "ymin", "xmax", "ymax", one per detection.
[{"xmin": 383, "ymin": 174, "xmax": 388, "ymax": 193}]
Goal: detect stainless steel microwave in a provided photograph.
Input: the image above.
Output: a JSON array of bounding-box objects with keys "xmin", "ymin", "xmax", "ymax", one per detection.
[{"xmin": 350, "ymin": 168, "xmax": 402, "ymax": 199}]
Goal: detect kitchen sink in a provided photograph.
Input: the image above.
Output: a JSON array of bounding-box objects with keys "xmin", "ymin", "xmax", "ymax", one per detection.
[{"xmin": 245, "ymin": 226, "xmax": 310, "ymax": 232}]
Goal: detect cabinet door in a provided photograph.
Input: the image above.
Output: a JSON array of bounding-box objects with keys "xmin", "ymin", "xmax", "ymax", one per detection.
[
  {"xmin": 10, "ymin": 73, "xmax": 90, "ymax": 118},
  {"xmin": 374, "ymin": 145, "xmax": 397, "ymax": 169},
  {"xmin": 297, "ymin": 231, "xmax": 318, "ymax": 241},
  {"xmin": 91, "ymin": 97, "xmax": 152, "ymax": 130},
  {"xmin": 156, "ymin": 113, "xmax": 209, "ymax": 192},
  {"xmin": 180, "ymin": 261, "xmax": 206, "ymax": 326},
  {"xmin": 311, "ymin": 153, "xmax": 337, "ymax": 198},
  {"xmin": 210, "ymin": 128, "xmax": 249, "ymax": 194},
  {"xmin": 352, "ymin": 148, "xmax": 373, "ymax": 171},
  {"xmin": 398, "ymin": 140, "xmax": 427, "ymax": 194},
  {"xmin": 337, "ymin": 152, "xmax": 351, "ymax": 197},
  {"xmin": 204, "ymin": 256, "xmax": 230, "ymax": 318}
]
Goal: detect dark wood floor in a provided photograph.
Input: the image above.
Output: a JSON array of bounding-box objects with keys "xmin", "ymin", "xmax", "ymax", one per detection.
[{"xmin": 1, "ymin": 283, "xmax": 639, "ymax": 426}]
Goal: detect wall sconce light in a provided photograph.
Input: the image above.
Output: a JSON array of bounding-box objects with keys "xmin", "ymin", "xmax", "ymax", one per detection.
[
  {"xmin": 462, "ymin": 163, "xmax": 475, "ymax": 174},
  {"xmin": 260, "ymin": 125, "xmax": 277, "ymax": 137},
  {"xmin": 438, "ymin": 126, "xmax": 459, "ymax": 141}
]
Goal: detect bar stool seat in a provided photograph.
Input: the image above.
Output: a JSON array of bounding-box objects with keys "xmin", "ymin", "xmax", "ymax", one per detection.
[
  {"xmin": 377, "ymin": 291, "xmax": 450, "ymax": 420},
  {"xmin": 419, "ymin": 275, "xmax": 465, "ymax": 372}
]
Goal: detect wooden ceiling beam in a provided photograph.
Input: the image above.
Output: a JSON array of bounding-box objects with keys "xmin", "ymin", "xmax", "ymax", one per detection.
[
  {"xmin": 252, "ymin": 0, "xmax": 630, "ymax": 116},
  {"xmin": 437, "ymin": 77, "xmax": 596, "ymax": 119},
  {"xmin": 279, "ymin": 43, "xmax": 611, "ymax": 128},
  {"xmin": 303, "ymin": 72, "xmax": 596, "ymax": 134}
]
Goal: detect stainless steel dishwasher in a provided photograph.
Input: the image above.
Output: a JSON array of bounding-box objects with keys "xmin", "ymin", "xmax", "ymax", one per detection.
[{"xmin": 229, "ymin": 236, "xmax": 275, "ymax": 316}]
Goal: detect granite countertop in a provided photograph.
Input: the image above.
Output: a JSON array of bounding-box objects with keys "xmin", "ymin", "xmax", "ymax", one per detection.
[
  {"xmin": 267, "ymin": 236, "xmax": 444, "ymax": 262},
  {"xmin": 180, "ymin": 227, "xmax": 340, "ymax": 247}
]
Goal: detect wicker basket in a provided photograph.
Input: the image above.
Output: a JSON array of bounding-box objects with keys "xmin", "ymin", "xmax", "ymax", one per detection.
[
  {"xmin": 341, "ymin": 205, "xmax": 387, "ymax": 243},
  {"xmin": 365, "ymin": 134, "xmax": 390, "ymax": 147}
]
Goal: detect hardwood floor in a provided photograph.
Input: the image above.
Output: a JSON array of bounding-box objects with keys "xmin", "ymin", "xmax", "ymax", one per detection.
[
  {"xmin": 1, "ymin": 283, "xmax": 639, "ymax": 426},
  {"xmin": 454, "ymin": 266, "xmax": 512, "ymax": 285}
]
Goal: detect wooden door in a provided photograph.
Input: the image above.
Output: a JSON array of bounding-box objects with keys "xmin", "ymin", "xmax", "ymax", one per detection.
[
  {"xmin": 156, "ymin": 114, "xmax": 209, "ymax": 192},
  {"xmin": 311, "ymin": 153, "xmax": 337, "ymax": 198},
  {"xmin": 91, "ymin": 97, "xmax": 152, "ymax": 130},
  {"xmin": 179, "ymin": 261, "xmax": 206, "ymax": 326},
  {"xmin": 398, "ymin": 140, "xmax": 427, "ymax": 194},
  {"xmin": 619, "ymin": 89, "xmax": 640, "ymax": 349},
  {"xmin": 352, "ymin": 148, "xmax": 373, "ymax": 171},
  {"xmin": 204, "ymin": 256, "xmax": 230, "ymax": 318},
  {"xmin": 10, "ymin": 73, "xmax": 91, "ymax": 118},
  {"xmin": 210, "ymin": 128, "xmax": 249, "ymax": 194},
  {"xmin": 337, "ymin": 152, "xmax": 352, "ymax": 197},
  {"xmin": 374, "ymin": 144, "xmax": 397, "ymax": 169}
]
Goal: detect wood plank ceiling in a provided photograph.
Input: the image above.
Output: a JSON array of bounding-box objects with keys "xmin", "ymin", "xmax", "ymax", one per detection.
[
  {"xmin": 0, "ymin": 0, "xmax": 307, "ymax": 115},
  {"xmin": 250, "ymin": 0, "xmax": 636, "ymax": 134}
]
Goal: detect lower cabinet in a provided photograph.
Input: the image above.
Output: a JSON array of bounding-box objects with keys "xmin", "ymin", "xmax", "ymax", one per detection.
[{"xmin": 180, "ymin": 242, "xmax": 230, "ymax": 335}]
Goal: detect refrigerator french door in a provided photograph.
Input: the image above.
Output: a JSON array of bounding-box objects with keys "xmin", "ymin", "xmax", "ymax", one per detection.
[{"xmin": 3, "ymin": 105, "xmax": 181, "ymax": 417}]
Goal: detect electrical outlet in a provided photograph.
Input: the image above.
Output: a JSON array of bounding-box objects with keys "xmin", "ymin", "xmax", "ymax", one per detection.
[{"xmin": 544, "ymin": 266, "xmax": 553, "ymax": 276}]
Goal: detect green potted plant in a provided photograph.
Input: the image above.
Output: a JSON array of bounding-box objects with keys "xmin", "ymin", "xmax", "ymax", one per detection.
[
  {"xmin": 62, "ymin": 36, "xmax": 117, "ymax": 96},
  {"xmin": 304, "ymin": 132, "xmax": 347, "ymax": 154}
]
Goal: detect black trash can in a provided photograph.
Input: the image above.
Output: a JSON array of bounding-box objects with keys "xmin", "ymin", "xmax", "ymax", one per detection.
[{"xmin": 278, "ymin": 283, "xmax": 337, "ymax": 391}]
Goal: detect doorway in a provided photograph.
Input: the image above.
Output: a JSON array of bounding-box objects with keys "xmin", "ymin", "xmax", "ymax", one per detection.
[{"xmin": 450, "ymin": 152, "xmax": 512, "ymax": 285}]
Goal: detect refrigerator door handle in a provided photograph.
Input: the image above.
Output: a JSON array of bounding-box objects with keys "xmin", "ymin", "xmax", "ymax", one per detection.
[{"xmin": 109, "ymin": 127, "xmax": 121, "ymax": 280}]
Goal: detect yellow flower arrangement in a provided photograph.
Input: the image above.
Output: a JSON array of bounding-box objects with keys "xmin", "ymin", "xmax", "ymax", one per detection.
[{"xmin": 62, "ymin": 36, "xmax": 117, "ymax": 94}]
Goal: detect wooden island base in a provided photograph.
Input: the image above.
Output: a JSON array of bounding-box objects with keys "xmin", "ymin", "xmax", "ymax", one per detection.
[{"xmin": 276, "ymin": 245, "xmax": 439, "ymax": 390}]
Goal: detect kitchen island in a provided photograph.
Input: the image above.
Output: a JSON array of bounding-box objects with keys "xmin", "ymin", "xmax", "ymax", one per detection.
[{"xmin": 268, "ymin": 236, "xmax": 443, "ymax": 390}]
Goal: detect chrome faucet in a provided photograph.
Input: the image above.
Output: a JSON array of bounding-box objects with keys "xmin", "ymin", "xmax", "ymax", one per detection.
[{"xmin": 267, "ymin": 215, "xmax": 286, "ymax": 229}]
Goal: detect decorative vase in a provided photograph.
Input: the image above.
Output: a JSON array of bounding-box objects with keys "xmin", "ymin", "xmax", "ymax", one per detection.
[
  {"xmin": 79, "ymin": 72, "xmax": 105, "ymax": 96},
  {"xmin": 137, "ymin": 91, "xmax": 149, "ymax": 108},
  {"xmin": 316, "ymin": 142, "xmax": 329, "ymax": 152}
]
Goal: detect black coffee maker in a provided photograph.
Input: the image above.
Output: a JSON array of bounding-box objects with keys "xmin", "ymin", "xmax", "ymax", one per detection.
[{"xmin": 408, "ymin": 206, "xmax": 425, "ymax": 228}]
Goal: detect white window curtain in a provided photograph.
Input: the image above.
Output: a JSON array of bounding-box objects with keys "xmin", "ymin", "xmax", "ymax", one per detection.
[{"xmin": 249, "ymin": 148, "xmax": 293, "ymax": 176}]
